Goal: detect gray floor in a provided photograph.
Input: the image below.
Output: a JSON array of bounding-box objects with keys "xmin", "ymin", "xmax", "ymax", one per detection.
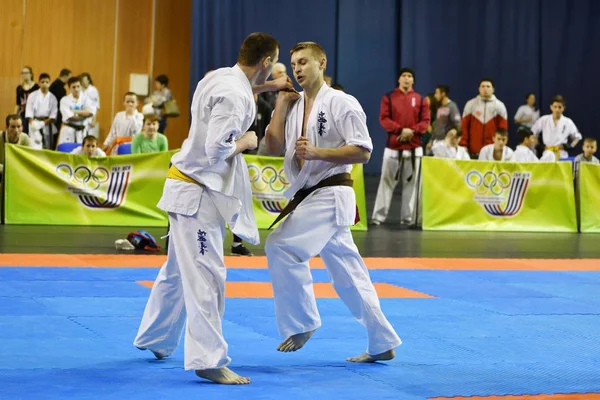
[{"xmin": 1, "ymin": 175, "xmax": 598, "ymax": 258}]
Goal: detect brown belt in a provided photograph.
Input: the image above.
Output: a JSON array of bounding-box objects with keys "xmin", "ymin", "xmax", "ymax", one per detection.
[{"xmin": 268, "ymin": 173, "xmax": 353, "ymax": 230}]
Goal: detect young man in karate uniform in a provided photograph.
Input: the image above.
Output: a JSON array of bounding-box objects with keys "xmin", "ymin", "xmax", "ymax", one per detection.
[
  {"xmin": 531, "ymin": 95, "xmax": 581, "ymax": 161},
  {"xmin": 57, "ymin": 77, "xmax": 96, "ymax": 146},
  {"xmin": 478, "ymin": 129, "xmax": 513, "ymax": 161},
  {"xmin": 512, "ymin": 127, "xmax": 539, "ymax": 162},
  {"xmin": 25, "ymin": 73, "xmax": 58, "ymax": 149},
  {"xmin": 263, "ymin": 42, "xmax": 401, "ymax": 363},
  {"xmin": 133, "ymin": 32, "xmax": 292, "ymax": 385},
  {"xmin": 431, "ymin": 129, "xmax": 470, "ymax": 160}
]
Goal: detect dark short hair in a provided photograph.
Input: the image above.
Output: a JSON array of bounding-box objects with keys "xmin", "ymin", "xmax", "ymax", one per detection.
[
  {"xmin": 551, "ymin": 95, "xmax": 565, "ymax": 106},
  {"xmin": 436, "ymin": 85, "xmax": 450, "ymax": 95},
  {"xmin": 59, "ymin": 68, "xmax": 71, "ymax": 77},
  {"xmin": 39, "ymin": 73, "xmax": 51, "ymax": 81},
  {"xmin": 237, "ymin": 32, "xmax": 279, "ymax": 66},
  {"xmin": 155, "ymin": 74, "xmax": 169, "ymax": 86},
  {"xmin": 67, "ymin": 77, "xmax": 81, "ymax": 87},
  {"xmin": 479, "ymin": 78, "xmax": 495, "ymax": 88},
  {"xmin": 5, "ymin": 114, "xmax": 21, "ymax": 128},
  {"xmin": 583, "ymin": 137, "xmax": 597, "ymax": 145},
  {"xmin": 124, "ymin": 91, "xmax": 137, "ymax": 99},
  {"xmin": 82, "ymin": 135, "xmax": 97, "ymax": 145},
  {"xmin": 79, "ymin": 72, "xmax": 93, "ymax": 85},
  {"xmin": 495, "ymin": 128, "xmax": 508, "ymax": 136},
  {"xmin": 517, "ymin": 127, "xmax": 534, "ymax": 143}
]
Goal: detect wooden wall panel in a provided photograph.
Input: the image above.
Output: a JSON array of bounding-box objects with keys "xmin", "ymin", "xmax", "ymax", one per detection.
[
  {"xmin": 0, "ymin": 0, "xmax": 192, "ymax": 147},
  {"xmin": 21, "ymin": 0, "xmax": 116, "ymax": 138},
  {"xmin": 0, "ymin": 0, "xmax": 25, "ymax": 121},
  {"xmin": 114, "ymin": 0, "xmax": 152, "ymax": 117},
  {"xmin": 153, "ymin": 0, "xmax": 192, "ymax": 149}
]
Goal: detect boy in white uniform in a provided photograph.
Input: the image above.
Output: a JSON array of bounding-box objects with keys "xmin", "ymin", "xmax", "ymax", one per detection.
[
  {"xmin": 58, "ymin": 77, "xmax": 96, "ymax": 146},
  {"xmin": 531, "ymin": 95, "xmax": 581, "ymax": 161},
  {"xmin": 25, "ymin": 73, "xmax": 58, "ymax": 149},
  {"xmin": 133, "ymin": 33, "xmax": 292, "ymax": 385},
  {"xmin": 103, "ymin": 92, "xmax": 144, "ymax": 155},
  {"xmin": 478, "ymin": 129, "xmax": 513, "ymax": 161},
  {"xmin": 431, "ymin": 129, "xmax": 470, "ymax": 160},
  {"xmin": 512, "ymin": 127, "xmax": 539, "ymax": 162},
  {"xmin": 263, "ymin": 42, "xmax": 401, "ymax": 363}
]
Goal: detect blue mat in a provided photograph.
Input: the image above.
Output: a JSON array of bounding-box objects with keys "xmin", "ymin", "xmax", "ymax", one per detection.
[{"xmin": 1, "ymin": 266, "xmax": 599, "ymax": 399}]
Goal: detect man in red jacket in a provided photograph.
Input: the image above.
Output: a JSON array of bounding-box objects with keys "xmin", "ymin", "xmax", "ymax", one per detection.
[
  {"xmin": 459, "ymin": 78, "xmax": 508, "ymax": 158},
  {"xmin": 372, "ymin": 68, "xmax": 430, "ymax": 226}
]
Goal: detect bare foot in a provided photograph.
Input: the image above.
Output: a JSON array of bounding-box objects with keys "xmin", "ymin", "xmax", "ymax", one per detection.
[
  {"xmin": 136, "ymin": 346, "xmax": 167, "ymax": 360},
  {"xmin": 346, "ymin": 349, "xmax": 395, "ymax": 363},
  {"xmin": 277, "ymin": 330, "xmax": 316, "ymax": 352},
  {"xmin": 195, "ymin": 367, "xmax": 250, "ymax": 385}
]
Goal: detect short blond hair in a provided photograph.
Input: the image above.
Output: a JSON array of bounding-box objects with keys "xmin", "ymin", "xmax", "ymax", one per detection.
[{"xmin": 290, "ymin": 41, "xmax": 327, "ymax": 60}]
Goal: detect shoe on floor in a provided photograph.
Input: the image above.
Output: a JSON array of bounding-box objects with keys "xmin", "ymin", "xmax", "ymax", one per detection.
[{"xmin": 231, "ymin": 244, "xmax": 253, "ymax": 256}]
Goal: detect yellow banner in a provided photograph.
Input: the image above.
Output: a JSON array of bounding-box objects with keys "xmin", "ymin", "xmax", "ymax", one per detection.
[
  {"xmin": 422, "ymin": 158, "xmax": 577, "ymax": 232},
  {"xmin": 579, "ymin": 162, "xmax": 600, "ymax": 233}
]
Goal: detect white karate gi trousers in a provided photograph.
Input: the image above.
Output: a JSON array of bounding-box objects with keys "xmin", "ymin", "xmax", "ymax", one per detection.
[
  {"xmin": 133, "ymin": 188, "xmax": 230, "ymax": 371},
  {"xmin": 265, "ymin": 187, "xmax": 402, "ymax": 356},
  {"xmin": 372, "ymin": 147, "xmax": 422, "ymax": 225},
  {"xmin": 58, "ymin": 125, "xmax": 87, "ymax": 145}
]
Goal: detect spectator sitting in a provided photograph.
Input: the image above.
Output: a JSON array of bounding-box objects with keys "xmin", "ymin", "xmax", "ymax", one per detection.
[
  {"xmin": 478, "ymin": 129, "xmax": 513, "ymax": 161},
  {"xmin": 575, "ymin": 138, "xmax": 599, "ymax": 165},
  {"xmin": 431, "ymin": 128, "xmax": 470, "ymax": 160},
  {"xmin": 132, "ymin": 115, "xmax": 168, "ymax": 154},
  {"xmin": 1, "ymin": 114, "xmax": 31, "ymax": 176},
  {"xmin": 70, "ymin": 135, "xmax": 106, "ymax": 157}
]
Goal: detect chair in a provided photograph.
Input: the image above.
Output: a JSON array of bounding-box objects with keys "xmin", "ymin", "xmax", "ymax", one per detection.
[
  {"xmin": 56, "ymin": 143, "xmax": 81, "ymax": 153},
  {"xmin": 117, "ymin": 143, "xmax": 132, "ymax": 155}
]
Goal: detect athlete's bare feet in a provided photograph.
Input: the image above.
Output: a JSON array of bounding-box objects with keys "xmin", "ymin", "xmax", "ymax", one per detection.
[
  {"xmin": 136, "ymin": 346, "xmax": 167, "ymax": 360},
  {"xmin": 346, "ymin": 349, "xmax": 395, "ymax": 363},
  {"xmin": 277, "ymin": 330, "xmax": 316, "ymax": 352},
  {"xmin": 195, "ymin": 367, "xmax": 250, "ymax": 385}
]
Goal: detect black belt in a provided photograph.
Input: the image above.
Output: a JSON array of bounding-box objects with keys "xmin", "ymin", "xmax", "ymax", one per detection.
[
  {"xmin": 33, "ymin": 116, "xmax": 49, "ymax": 121},
  {"xmin": 393, "ymin": 148, "xmax": 417, "ymax": 181},
  {"xmin": 63, "ymin": 123, "xmax": 85, "ymax": 130},
  {"xmin": 268, "ymin": 173, "xmax": 353, "ymax": 230}
]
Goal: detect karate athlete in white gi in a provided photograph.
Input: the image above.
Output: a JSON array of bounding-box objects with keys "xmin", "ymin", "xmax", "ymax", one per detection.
[
  {"xmin": 25, "ymin": 73, "xmax": 58, "ymax": 149},
  {"xmin": 133, "ymin": 33, "xmax": 292, "ymax": 385},
  {"xmin": 263, "ymin": 42, "xmax": 401, "ymax": 363},
  {"xmin": 478, "ymin": 129, "xmax": 514, "ymax": 161},
  {"xmin": 58, "ymin": 77, "xmax": 96, "ymax": 146},
  {"xmin": 531, "ymin": 95, "xmax": 581, "ymax": 161},
  {"xmin": 431, "ymin": 129, "xmax": 470, "ymax": 160}
]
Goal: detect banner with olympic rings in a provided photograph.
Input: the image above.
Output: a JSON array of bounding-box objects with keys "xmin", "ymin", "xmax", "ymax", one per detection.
[
  {"xmin": 4, "ymin": 145, "xmax": 173, "ymax": 226},
  {"xmin": 244, "ymin": 155, "xmax": 368, "ymax": 231},
  {"xmin": 578, "ymin": 162, "xmax": 600, "ymax": 233},
  {"xmin": 421, "ymin": 157, "xmax": 577, "ymax": 232}
]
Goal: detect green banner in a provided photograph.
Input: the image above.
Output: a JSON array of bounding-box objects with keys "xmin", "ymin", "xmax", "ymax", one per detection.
[
  {"xmin": 244, "ymin": 154, "xmax": 368, "ymax": 231},
  {"xmin": 579, "ymin": 162, "xmax": 600, "ymax": 233},
  {"xmin": 421, "ymin": 157, "xmax": 577, "ymax": 232},
  {"xmin": 5, "ymin": 145, "xmax": 172, "ymax": 226}
]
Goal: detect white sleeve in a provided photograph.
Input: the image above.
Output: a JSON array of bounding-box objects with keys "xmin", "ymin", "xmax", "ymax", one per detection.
[
  {"xmin": 497, "ymin": 101, "xmax": 508, "ymax": 119},
  {"xmin": 458, "ymin": 147, "xmax": 471, "ymax": 160},
  {"xmin": 96, "ymin": 148, "xmax": 107, "ymax": 157},
  {"xmin": 331, "ymin": 95, "xmax": 373, "ymax": 152},
  {"xmin": 531, "ymin": 117, "xmax": 543, "ymax": 136},
  {"xmin": 568, "ymin": 119, "xmax": 582, "ymax": 141},
  {"xmin": 84, "ymin": 96, "xmax": 97, "ymax": 116},
  {"xmin": 134, "ymin": 113, "xmax": 144, "ymax": 133},
  {"xmin": 205, "ymin": 90, "xmax": 247, "ymax": 165},
  {"xmin": 514, "ymin": 105, "xmax": 524, "ymax": 122},
  {"xmin": 49, "ymin": 94, "xmax": 58, "ymax": 120},
  {"xmin": 505, "ymin": 147, "xmax": 514, "ymax": 161},
  {"xmin": 431, "ymin": 141, "xmax": 445, "ymax": 157},
  {"xmin": 104, "ymin": 115, "xmax": 119, "ymax": 147},
  {"xmin": 25, "ymin": 93, "xmax": 35, "ymax": 119},
  {"xmin": 70, "ymin": 147, "xmax": 82, "ymax": 154},
  {"xmin": 92, "ymin": 86, "xmax": 100, "ymax": 109},
  {"xmin": 478, "ymin": 146, "xmax": 489, "ymax": 160},
  {"xmin": 60, "ymin": 97, "xmax": 75, "ymax": 121}
]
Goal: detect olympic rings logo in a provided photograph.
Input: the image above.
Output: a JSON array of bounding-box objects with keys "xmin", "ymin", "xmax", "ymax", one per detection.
[
  {"xmin": 465, "ymin": 170, "xmax": 512, "ymax": 196},
  {"xmin": 247, "ymin": 165, "xmax": 289, "ymax": 193},
  {"xmin": 56, "ymin": 163, "xmax": 110, "ymax": 191}
]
